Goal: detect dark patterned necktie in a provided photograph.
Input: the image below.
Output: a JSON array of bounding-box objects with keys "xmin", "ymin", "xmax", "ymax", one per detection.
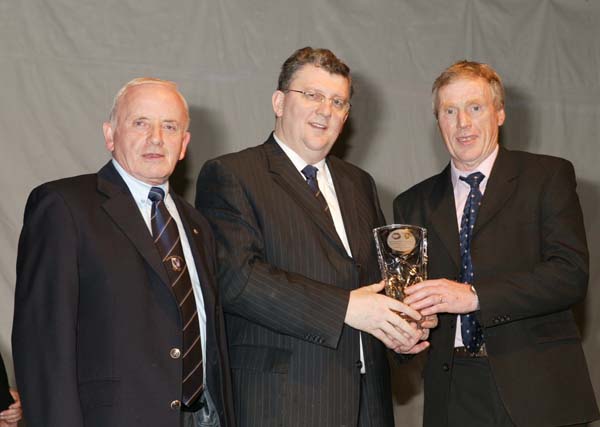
[
  {"xmin": 458, "ymin": 172, "xmax": 485, "ymax": 353},
  {"xmin": 148, "ymin": 187, "xmax": 204, "ymax": 406},
  {"xmin": 301, "ymin": 165, "xmax": 332, "ymax": 219}
]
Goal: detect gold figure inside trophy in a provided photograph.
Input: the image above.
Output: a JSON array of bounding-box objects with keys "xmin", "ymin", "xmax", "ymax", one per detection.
[{"xmin": 373, "ymin": 224, "xmax": 428, "ymax": 320}]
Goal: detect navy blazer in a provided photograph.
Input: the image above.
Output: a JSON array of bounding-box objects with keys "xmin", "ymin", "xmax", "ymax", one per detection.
[{"xmin": 13, "ymin": 162, "xmax": 235, "ymax": 427}]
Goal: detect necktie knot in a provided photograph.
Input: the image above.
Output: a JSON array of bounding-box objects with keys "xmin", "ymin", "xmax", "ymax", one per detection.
[
  {"xmin": 301, "ymin": 165, "xmax": 320, "ymax": 194},
  {"xmin": 301, "ymin": 165, "xmax": 318, "ymax": 181},
  {"xmin": 460, "ymin": 172, "xmax": 485, "ymax": 190},
  {"xmin": 148, "ymin": 187, "xmax": 165, "ymax": 203}
]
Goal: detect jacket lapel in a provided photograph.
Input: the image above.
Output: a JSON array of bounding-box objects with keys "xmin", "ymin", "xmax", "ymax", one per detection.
[
  {"xmin": 263, "ymin": 137, "xmax": 347, "ymax": 256},
  {"xmin": 474, "ymin": 147, "xmax": 519, "ymax": 237},
  {"xmin": 97, "ymin": 162, "xmax": 170, "ymax": 286},
  {"xmin": 428, "ymin": 165, "xmax": 461, "ymax": 270}
]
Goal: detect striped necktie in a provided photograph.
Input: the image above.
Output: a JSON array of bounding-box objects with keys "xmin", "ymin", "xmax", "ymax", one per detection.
[
  {"xmin": 458, "ymin": 172, "xmax": 485, "ymax": 353},
  {"xmin": 301, "ymin": 165, "xmax": 334, "ymax": 223},
  {"xmin": 148, "ymin": 187, "xmax": 204, "ymax": 406}
]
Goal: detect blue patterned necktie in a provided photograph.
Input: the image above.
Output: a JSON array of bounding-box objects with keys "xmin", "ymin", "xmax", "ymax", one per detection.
[
  {"xmin": 148, "ymin": 187, "xmax": 204, "ymax": 406},
  {"xmin": 458, "ymin": 172, "xmax": 485, "ymax": 353},
  {"xmin": 301, "ymin": 165, "xmax": 333, "ymax": 220}
]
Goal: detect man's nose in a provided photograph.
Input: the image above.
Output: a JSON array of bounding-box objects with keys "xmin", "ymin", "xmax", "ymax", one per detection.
[
  {"xmin": 315, "ymin": 98, "xmax": 333, "ymax": 117},
  {"xmin": 149, "ymin": 124, "xmax": 163, "ymax": 145},
  {"xmin": 457, "ymin": 110, "xmax": 471, "ymax": 128}
]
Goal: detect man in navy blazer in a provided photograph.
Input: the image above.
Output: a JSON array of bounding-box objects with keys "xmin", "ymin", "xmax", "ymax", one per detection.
[
  {"xmin": 12, "ymin": 78, "xmax": 235, "ymax": 427},
  {"xmin": 397, "ymin": 60, "xmax": 599, "ymax": 427}
]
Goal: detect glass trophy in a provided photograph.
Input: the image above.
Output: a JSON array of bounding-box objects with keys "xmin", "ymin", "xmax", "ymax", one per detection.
[{"xmin": 373, "ymin": 224, "xmax": 428, "ymax": 318}]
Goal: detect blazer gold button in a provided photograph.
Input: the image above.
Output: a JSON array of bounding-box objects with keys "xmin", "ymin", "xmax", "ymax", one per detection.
[
  {"xmin": 170, "ymin": 400, "xmax": 181, "ymax": 410},
  {"xmin": 170, "ymin": 348, "xmax": 181, "ymax": 359}
]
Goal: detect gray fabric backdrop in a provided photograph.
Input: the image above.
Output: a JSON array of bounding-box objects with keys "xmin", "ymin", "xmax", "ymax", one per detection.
[{"xmin": 1, "ymin": 1, "xmax": 598, "ymax": 425}]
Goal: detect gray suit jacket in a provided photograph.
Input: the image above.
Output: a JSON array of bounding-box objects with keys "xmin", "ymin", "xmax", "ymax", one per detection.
[
  {"xmin": 195, "ymin": 135, "xmax": 394, "ymax": 427},
  {"xmin": 394, "ymin": 147, "xmax": 599, "ymax": 427}
]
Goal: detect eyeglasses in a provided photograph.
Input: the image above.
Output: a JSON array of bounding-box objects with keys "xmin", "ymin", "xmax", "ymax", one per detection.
[{"xmin": 286, "ymin": 89, "xmax": 351, "ymax": 112}]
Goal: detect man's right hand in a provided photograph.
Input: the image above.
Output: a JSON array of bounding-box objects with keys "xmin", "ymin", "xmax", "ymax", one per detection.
[
  {"xmin": 344, "ymin": 281, "xmax": 427, "ymax": 353},
  {"xmin": 0, "ymin": 389, "xmax": 22, "ymax": 427}
]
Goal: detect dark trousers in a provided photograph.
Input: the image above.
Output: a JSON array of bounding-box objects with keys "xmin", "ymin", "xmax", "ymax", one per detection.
[{"xmin": 448, "ymin": 357, "xmax": 515, "ymax": 427}]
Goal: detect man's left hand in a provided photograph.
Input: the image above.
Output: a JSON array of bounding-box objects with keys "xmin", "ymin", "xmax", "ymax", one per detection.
[{"xmin": 403, "ymin": 279, "xmax": 479, "ymax": 316}]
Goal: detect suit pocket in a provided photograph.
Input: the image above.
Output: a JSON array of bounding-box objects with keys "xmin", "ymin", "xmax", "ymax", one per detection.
[
  {"xmin": 530, "ymin": 316, "xmax": 581, "ymax": 344},
  {"xmin": 230, "ymin": 346, "xmax": 291, "ymax": 425}
]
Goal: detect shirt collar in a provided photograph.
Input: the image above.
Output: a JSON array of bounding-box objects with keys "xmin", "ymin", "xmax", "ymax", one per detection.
[
  {"xmin": 273, "ymin": 133, "xmax": 327, "ymax": 175},
  {"xmin": 111, "ymin": 158, "xmax": 169, "ymax": 203},
  {"xmin": 450, "ymin": 145, "xmax": 499, "ymax": 190}
]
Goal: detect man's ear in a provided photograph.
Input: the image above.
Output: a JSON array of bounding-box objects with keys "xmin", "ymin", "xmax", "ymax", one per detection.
[
  {"xmin": 272, "ymin": 90, "xmax": 285, "ymax": 118},
  {"xmin": 179, "ymin": 132, "xmax": 191, "ymax": 160},
  {"xmin": 103, "ymin": 122, "xmax": 115, "ymax": 152},
  {"xmin": 497, "ymin": 108, "xmax": 506, "ymax": 126}
]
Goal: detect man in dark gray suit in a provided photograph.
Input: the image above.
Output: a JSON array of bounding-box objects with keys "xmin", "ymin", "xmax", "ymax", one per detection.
[
  {"xmin": 398, "ymin": 60, "xmax": 599, "ymax": 427},
  {"xmin": 195, "ymin": 47, "xmax": 435, "ymax": 427}
]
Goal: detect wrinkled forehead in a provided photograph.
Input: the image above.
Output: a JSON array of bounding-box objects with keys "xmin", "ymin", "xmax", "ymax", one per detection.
[
  {"xmin": 437, "ymin": 77, "xmax": 496, "ymax": 106},
  {"xmin": 116, "ymin": 82, "xmax": 190, "ymax": 126}
]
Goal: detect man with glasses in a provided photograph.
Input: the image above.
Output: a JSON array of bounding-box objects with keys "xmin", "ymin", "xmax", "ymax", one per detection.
[{"xmin": 195, "ymin": 47, "xmax": 435, "ymax": 427}]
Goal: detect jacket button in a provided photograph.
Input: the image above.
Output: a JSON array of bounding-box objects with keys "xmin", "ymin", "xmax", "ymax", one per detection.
[
  {"xmin": 170, "ymin": 348, "xmax": 181, "ymax": 359},
  {"xmin": 170, "ymin": 400, "xmax": 181, "ymax": 410},
  {"xmin": 442, "ymin": 363, "xmax": 449, "ymax": 372},
  {"xmin": 355, "ymin": 360, "xmax": 363, "ymax": 369}
]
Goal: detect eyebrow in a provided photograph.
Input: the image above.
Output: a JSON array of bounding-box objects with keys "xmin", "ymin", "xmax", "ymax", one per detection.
[
  {"xmin": 441, "ymin": 97, "xmax": 485, "ymax": 108},
  {"xmin": 303, "ymin": 87, "xmax": 349, "ymax": 100},
  {"xmin": 130, "ymin": 116, "xmax": 180, "ymax": 124}
]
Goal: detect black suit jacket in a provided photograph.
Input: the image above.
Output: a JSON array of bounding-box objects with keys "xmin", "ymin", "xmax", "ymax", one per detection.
[
  {"xmin": 195, "ymin": 135, "xmax": 394, "ymax": 427},
  {"xmin": 12, "ymin": 162, "xmax": 235, "ymax": 427},
  {"xmin": 394, "ymin": 147, "xmax": 599, "ymax": 427}
]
